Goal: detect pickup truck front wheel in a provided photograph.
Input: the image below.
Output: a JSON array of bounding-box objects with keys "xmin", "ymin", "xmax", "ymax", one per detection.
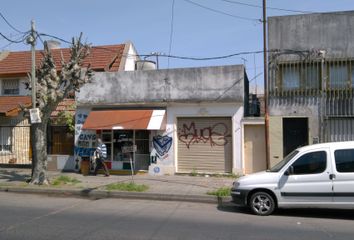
[{"xmin": 249, "ymin": 191, "xmax": 275, "ymax": 216}]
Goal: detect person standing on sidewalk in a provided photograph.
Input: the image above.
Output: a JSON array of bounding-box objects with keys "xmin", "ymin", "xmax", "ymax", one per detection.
[{"xmin": 94, "ymin": 138, "xmax": 110, "ymax": 176}]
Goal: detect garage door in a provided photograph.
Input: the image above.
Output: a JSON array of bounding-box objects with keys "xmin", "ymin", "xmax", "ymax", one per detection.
[{"xmin": 177, "ymin": 117, "xmax": 232, "ymax": 173}]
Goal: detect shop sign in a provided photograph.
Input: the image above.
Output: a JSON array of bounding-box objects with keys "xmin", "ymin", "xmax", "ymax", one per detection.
[
  {"xmin": 30, "ymin": 108, "xmax": 41, "ymax": 123},
  {"xmin": 122, "ymin": 145, "xmax": 137, "ymax": 153}
]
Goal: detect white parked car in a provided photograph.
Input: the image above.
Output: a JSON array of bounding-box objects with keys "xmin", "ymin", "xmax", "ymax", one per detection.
[{"xmin": 231, "ymin": 141, "xmax": 354, "ymax": 215}]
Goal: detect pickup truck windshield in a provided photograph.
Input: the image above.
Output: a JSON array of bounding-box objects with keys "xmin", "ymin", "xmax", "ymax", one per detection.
[{"xmin": 268, "ymin": 150, "xmax": 299, "ymax": 172}]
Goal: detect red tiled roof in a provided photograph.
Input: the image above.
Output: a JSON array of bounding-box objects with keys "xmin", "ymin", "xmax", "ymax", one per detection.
[
  {"xmin": 0, "ymin": 44, "xmax": 126, "ymax": 77},
  {"xmin": 51, "ymin": 98, "xmax": 76, "ymax": 117},
  {"xmin": 0, "ymin": 96, "xmax": 31, "ymax": 116},
  {"xmin": 0, "ymin": 96, "xmax": 76, "ymax": 118}
]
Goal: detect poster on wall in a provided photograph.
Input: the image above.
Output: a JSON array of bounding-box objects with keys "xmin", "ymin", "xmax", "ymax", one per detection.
[{"xmin": 75, "ymin": 111, "xmax": 96, "ymax": 157}]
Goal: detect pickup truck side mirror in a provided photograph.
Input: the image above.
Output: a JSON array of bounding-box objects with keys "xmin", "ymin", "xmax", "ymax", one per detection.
[{"xmin": 284, "ymin": 166, "xmax": 294, "ymax": 176}]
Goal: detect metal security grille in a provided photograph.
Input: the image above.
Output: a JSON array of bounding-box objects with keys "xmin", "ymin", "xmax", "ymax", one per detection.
[
  {"xmin": 2, "ymin": 79, "xmax": 20, "ymax": 95},
  {"xmin": 177, "ymin": 117, "xmax": 232, "ymax": 173},
  {"xmin": 0, "ymin": 126, "xmax": 31, "ymax": 165},
  {"xmin": 269, "ymin": 56, "xmax": 354, "ymax": 143},
  {"xmin": 323, "ymin": 117, "xmax": 354, "ymax": 142}
]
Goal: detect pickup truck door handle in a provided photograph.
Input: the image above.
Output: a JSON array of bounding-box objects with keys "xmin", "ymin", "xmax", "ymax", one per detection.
[{"xmin": 329, "ymin": 174, "xmax": 336, "ymax": 180}]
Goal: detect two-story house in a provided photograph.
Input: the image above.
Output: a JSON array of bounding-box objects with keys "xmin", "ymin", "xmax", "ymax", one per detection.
[
  {"xmin": 267, "ymin": 11, "xmax": 354, "ymax": 167},
  {"xmin": 0, "ymin": 41, "xmax": 139, "ymax": 167}
]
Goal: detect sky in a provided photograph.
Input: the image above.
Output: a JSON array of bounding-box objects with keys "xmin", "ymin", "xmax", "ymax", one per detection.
[{"xmin": 1, "ymin": 0, "xmax": 354, "ymax": 93}]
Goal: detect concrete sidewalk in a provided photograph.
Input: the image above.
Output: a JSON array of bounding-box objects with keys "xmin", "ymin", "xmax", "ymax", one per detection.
[{"xmin": 0, "ymin": 168, "xmax": 236, "ymax": 204}]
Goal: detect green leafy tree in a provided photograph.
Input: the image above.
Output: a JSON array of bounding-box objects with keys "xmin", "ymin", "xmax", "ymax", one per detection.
[{"xmin": 52, "ymin": 103, "xmax": 76, "ymax": 133}]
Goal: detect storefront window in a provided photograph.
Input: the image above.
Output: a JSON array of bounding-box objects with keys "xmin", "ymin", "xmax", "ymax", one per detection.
[
  {"xmin": 113, "ymin": 130, "xmax": 133, "ymax": 162},
  {"xmin": 102, "ymin": 130, "xmax": 112, "ymax": 160},
  {"xmin": 135, "ymin": 130, "xmax": 149, "ymax": 154},
  {"xmin": 97, "ymin": 130, "xmax": 151, "ymax": 170}
]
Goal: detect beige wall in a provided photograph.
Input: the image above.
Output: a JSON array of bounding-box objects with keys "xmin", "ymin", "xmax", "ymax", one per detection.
[
  {"xmin": 243, "ymin": 124, "xmax": 266, "ymax": 174},
  {"xmin": 269, "ymin": 116, "xmax": 283, "ymax": 168}
]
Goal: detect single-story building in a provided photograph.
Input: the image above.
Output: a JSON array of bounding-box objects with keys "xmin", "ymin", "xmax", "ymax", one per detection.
[{"xmin": 75, "ymin": 64, "xmax": 266, "ymax": 175}]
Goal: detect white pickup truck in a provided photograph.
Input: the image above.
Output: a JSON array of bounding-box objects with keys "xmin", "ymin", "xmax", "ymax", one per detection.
[{"xmin": 231, "ymin": 141, "xmax": 354, "ymax": 215}]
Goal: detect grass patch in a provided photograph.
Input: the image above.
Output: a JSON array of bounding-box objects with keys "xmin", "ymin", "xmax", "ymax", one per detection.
[
  {"xmin": 212, "ymin": 173, "xmax": 242, "ymax": 179},
  {"xmin": 185, "ymin": 172, "xmax": 242, "ymax": 178},
  {"xmin": 51, "ymin": 175, "xmax": 81, "ymax": 186},
  {"xmin": 105, "ymin": 182, "xmax": 149, "ymax": 192},
  {"xmin": 189, "ymin": 169, "xmax": 198, "ymax": 177},
  {"xmin": 207, "ymin": 187, "xmax": 231, "ymax": 197}
]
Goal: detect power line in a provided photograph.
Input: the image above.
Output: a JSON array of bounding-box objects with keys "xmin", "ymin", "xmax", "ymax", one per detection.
[
  {"xmin": 0, "ymin": 34, "xmax": 27, "ymax": 50},
  {"xmin": 35, "ymin": 32, "xmax": 45, "ymax": 45},
  {"xmin": 167, "ymin": 0, "xmax": 176, "ymax": 68},
  {"xmin": 162, "ymin": 50, "xmax": 266, "ymax": 60},
  {"xmin": 219, "ymin": 0, "xmax": 313, "ymax": 14},
  {"xmin": 38, "ymin": 33, "xmax": 72, "ymax": 44},
  {"xmin": 13, "ymin": 31, "xmax": 310, "ymax": 64},
  {"xmin": 0, "ymin": 31, "xmax": 28, "ymax": 43},
  {"xmin": 0, "ymin": 11, "xmax": 27, "ymax": 33},
  {"xmin": 182, "ymin": 0, "xmax": 260, "ymax": 22}
]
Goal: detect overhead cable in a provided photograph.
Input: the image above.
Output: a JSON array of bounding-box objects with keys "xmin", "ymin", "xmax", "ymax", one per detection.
[
  {"xmin": 38, "ymin": 33, "xmax": 72, "ymax": 44},
  {"xmin": 34, "ymin": 31, "xmax": 311, "ymax": 62},
  {"xmin": 219, "ymin": 0, "xmax": 313, "ymax": 14},
  {"xmin": 167, "ymin": 0, "xmax": 176, "ymax": 68},
  {"xmin": 0, "ymin": 11, "xmax": 27, "ymax": 33},
  {"xmin": 182, "ymin": 0, "xmax": 260, "ymax": 22},
  {"xmin": 0, "ymin": 32, "xmax": 28, "ymax": 43}
]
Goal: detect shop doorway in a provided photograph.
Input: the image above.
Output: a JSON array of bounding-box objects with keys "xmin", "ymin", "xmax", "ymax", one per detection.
[
  {"xmin": 110, "ymin": 130, "xmax": 150, "ymax": 170},
  {"xmin": 283, "ymin": 118, "xmax": 308, "ymax": 157}
]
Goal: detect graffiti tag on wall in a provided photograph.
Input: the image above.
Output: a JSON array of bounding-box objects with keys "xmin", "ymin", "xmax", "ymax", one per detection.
[
  {"xmin": 76, "ymin": 113, "xmax": 88, "ymax": 124},
  {"xmin": 178, "ymin": 122, "xmax": 231, "ymax": 149},
  {"xmin": 75, "ymin": 111, "xmax": 96, "ymax": 157},
  {"xmin": 153, "ymin": 135, "xmax": 172, "ymax": 158},
  {"xmin": 74, "ymin": 147, "xmax": 95, "ymax": 157}
]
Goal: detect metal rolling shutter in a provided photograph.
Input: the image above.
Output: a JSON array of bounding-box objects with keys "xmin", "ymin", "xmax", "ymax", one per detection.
[{"xmin": 177, "ymin": 117, "xmax": 232, "ymax": 173}]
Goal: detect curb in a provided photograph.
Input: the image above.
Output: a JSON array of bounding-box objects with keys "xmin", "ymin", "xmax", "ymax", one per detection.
[{"xmin": 0, "ymin": 186, "xmax": 232, "ymax": 204}]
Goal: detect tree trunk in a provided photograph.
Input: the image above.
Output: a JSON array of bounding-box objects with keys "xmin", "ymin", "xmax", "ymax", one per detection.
[{"xmin": 30, "ymin": 119, "xmax": 49, "ymax": 185}]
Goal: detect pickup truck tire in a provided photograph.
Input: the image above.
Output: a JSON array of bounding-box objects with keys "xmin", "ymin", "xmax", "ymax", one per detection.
[{"xmin": 249, "ymin": 191, "xmax": 275, "ymax": 216}]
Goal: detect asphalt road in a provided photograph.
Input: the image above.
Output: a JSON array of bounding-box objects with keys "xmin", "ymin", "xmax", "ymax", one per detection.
[{"xmin": 0, "ymin": 192, "xmax": 354, "ymax": 240}]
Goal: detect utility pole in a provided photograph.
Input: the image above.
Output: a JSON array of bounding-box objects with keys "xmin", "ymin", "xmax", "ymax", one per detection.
[
  {"xmin": 26, "ymin": 20, "xmax": 36, "ymax": 108},
  {"xmin": 26, "ymin": 20, "xmax": 37, "ymax": 177},
  {"xmin": 27, "ymin": 21, "xmax": 41, "ymax": 123},
  {"xmin": 151, "ymin": 52, "xmax": 165, "ymax": 69},
  {"xmin": 263, "ymin": 0, "xmax": 270, "ymax": 169},
  {"xmin": 30, "ymin": 20, "xmax": 36, "ymax": 108}
]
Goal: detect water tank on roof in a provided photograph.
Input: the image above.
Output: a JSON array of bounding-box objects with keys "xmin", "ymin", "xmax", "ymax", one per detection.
[
  {"xmin": 46, "ymin": 40, "xmax": 61, "ymax": 49},
  {"xmin": 0, "ymin": 51, "xmax": 9, "ymax": 60},
  {"xmin": 135, "ymin": 60, "xmax": 157, "ymax": 71}
]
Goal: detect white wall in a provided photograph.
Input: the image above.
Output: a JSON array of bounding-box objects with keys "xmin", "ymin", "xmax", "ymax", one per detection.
[
  {"xmin": 19, "ymin": 78, "xmax": 30, "ymax": 95},
  {"xmin": 124, "ymin": 43, "xmax": 139, "ymax": 71},
  {"xmin": 0, "ymin": 78, "xmax": 30, "ymax": 96},
  {"xmin": 163, "ymin": 102, "xmax": 244, "ymax": 174}
]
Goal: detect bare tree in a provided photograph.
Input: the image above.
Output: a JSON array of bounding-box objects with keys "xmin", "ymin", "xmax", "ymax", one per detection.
[{"xmin": 28, "ymin": 35, "xmax": 93, "ymax": 185}]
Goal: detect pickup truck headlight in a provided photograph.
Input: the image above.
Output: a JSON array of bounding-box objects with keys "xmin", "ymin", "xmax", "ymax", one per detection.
[{"xmin": 232, "ymin": 181, "xmax": 240, "ymax": 189}]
